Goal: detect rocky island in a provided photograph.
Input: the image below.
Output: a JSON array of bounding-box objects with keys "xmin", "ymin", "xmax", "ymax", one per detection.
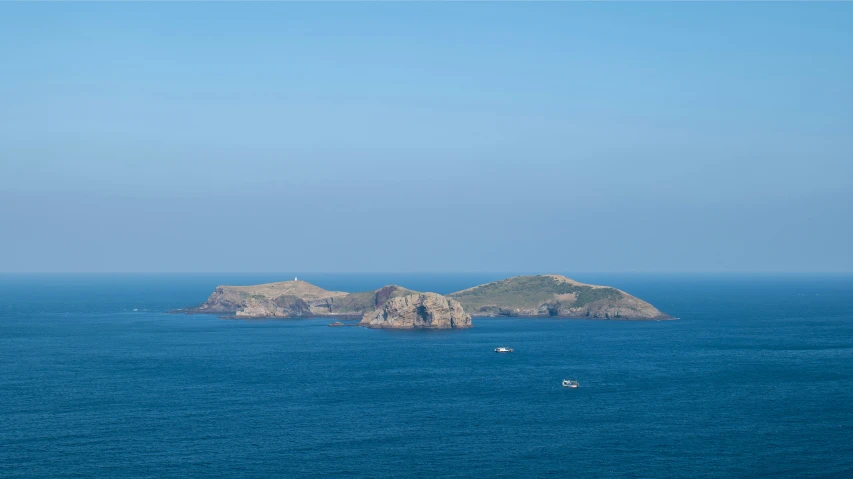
[
  {"xmin": 176, "ymin": 274, "xmax": 671, "ymax": 327},
  {"xmin": 187, "ymin": 280, "xmax": 417, "ymax": 318},
  {"xmin": 449, "ymin": 274, "xmax": 670, "ymax": 320}
]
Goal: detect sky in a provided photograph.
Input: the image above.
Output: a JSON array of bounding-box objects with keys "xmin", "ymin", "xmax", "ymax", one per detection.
[{"xmin": 1, "ymin": 2, "xmax": 851, "ymax": 273}]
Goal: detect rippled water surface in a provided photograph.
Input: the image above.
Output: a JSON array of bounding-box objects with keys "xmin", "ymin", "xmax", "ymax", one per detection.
[{"xmin": 2, "ymin": 273, "xmax": 852, "ymax": 478}]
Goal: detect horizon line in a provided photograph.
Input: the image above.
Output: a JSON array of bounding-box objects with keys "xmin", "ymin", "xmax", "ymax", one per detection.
[{"xmin": 1, "ymin": 271, "xmax": 852, "ymax": 275}]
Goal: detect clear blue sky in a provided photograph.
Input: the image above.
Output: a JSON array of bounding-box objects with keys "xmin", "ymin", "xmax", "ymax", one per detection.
[{"xmin": 1, "ymin": 2, "xmax": 851, "ymax": 273}]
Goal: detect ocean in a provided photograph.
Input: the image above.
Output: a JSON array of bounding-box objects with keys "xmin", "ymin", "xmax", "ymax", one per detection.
[{"xmin": 2, "ymin": 273, "xmax": 852, "ymax": 478}]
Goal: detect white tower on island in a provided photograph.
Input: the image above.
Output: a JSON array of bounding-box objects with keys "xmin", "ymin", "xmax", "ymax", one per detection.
[{"xmin": 294, "ymin": 276, "xmax": 298, "ymax": 282}]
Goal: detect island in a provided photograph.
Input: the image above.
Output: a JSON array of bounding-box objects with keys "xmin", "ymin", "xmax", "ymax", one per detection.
[
  {"xmin": 448, "ymin": 274, "xmax": 669, "ymax": 320},
  {"xmin": 175, "ymin": 274, "xmax": 671, "ymax": 327}
]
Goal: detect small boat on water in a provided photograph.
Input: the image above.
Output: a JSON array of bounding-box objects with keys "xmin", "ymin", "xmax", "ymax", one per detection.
[
  {"xmin": 494, "ymin": 347, "xmax": 514, "ymax": 353},
  {"xmin": 328, "ymin": 321, "xmax": 345, "ymax": 327},
  {"xmin": 562, "ymin": 379, "xmax": 579, "ymax": 388}
]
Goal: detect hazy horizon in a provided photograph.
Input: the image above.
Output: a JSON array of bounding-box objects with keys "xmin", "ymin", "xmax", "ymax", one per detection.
[
  {"xmin": 2, "ymin": 2, "xmax": 851, "ymax": 273},
  {"xmin": 2, "ymin": 271, "xmax": 851, "ymax": 277}
]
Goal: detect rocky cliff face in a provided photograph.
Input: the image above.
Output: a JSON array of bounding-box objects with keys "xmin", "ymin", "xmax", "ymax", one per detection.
[
  {"xmin": 187, "ymin": 280, "xmax": 347, "ymax": 316},
  {"xmin": 305, "ymin": 285, "xmax": 418, "ymax": 316},
  {"xmin": 360, "ymin": 293, "xmax": 472, "ymax": 329},
  {"xmin": 234, "ymin": 295, "xmax": 312, "ymax": 318},
  {"xmin": 191, "ymin": 286, "xmax": 248, "ymax": 314},
  {"xmin": 183, "ymin": 281, "xmax": 422, "ymax": 319},
  {"xmin": 545, "ymin": 292, "xmax": 666, "ymax": 319}
]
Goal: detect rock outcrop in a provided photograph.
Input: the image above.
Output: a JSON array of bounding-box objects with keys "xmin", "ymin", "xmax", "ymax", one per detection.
[
  {"xmin": 189, "ymin": 280, "xmax": 347, "ymax": 316},
  {"xmin": 359, "ymin": 293, "xmax": 472, "ymax": 329},
  {"xmin": 305, "ymin": 285, "xmax": 419, "ymax": 316},
  {"xmin": 234, "ymin": 295, "xmax": 312, "ymax": 318}
]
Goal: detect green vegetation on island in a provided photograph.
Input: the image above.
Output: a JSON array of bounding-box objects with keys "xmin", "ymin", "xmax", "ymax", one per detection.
[
  {"xmin": 449, "ymin": 275, "xmax": 621, "ymax": 311},
  {"xmin": 178, "ymin": 274, "xmax": 671, "ymax": 322}
]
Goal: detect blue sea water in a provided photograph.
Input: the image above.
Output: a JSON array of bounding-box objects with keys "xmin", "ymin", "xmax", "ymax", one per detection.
[{"xmin": 2, "ymin": 273, "xmax": 853, "ymax": 478}]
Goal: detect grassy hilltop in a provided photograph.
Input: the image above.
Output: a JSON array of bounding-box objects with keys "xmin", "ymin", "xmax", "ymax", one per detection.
[{"xmin": 449, "ymin": 275, "xmax": 669, "ymax": 320}]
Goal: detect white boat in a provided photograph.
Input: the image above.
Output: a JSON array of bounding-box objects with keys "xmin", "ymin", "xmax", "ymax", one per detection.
[
  {"xmin": 494, "ymin": 347, "xmax": 513, "ymax": 353},
  {"xmin": 562, "ymin": 379, "xmax": 579, "ymax": 388}
]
